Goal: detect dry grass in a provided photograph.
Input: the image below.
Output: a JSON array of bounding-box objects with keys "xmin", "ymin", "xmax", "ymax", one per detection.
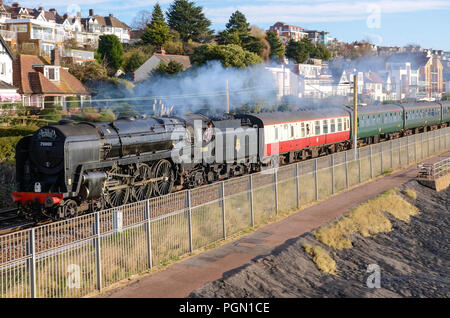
[
  {"xmin": 403, "ymin": 189, "xmax": 417, "ymax": 200},
  {"xmin": 303, "ymin": 244, "xmax": 337, "ymax": 275},
  {"xmin": 314, "ymin": 189, "xmax": 419, "ymax": 250}
]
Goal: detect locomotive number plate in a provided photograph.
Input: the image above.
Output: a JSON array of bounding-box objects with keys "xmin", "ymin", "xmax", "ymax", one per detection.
[{"xmin": 40, "ymin": 142, "xmax": 53, "ymax": 147}]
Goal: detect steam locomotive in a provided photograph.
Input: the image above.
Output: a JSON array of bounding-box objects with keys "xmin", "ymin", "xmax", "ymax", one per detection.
[{"xmin": 12, "ymin": 101, "xmax": 450, "ymax": 219}]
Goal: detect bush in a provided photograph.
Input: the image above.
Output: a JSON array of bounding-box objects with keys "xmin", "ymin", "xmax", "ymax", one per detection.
[
  {"xmin": 0, "ymin": 136, "xmax": 21, "ymax": 163},
  {"xmin": 0, "ymin": 126, "xmax": 38, "ymax": 137},
  {"xmin": 66, "ymin": 96, "xmax": 79, "ymax": 111},
  {"xmin": 0, "ymin": 163, "xmax": 16, "ymax": 209}
]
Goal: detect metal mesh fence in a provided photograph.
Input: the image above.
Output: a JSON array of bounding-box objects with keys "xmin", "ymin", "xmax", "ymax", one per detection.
[{"xmin": 1, "ymin": 127, "xmax": 449, "ymax": 298}]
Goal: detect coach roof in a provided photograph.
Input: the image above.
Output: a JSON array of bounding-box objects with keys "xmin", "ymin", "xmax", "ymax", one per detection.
[{"xmin": 239, "ymin": 108, "xmax": 350, "ymax": 126}]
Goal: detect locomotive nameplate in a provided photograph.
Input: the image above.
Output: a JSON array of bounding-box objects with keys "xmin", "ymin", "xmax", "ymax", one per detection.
[{"xmin": 38, "ymin": 128, "xmax": 57, "ymax": 140}]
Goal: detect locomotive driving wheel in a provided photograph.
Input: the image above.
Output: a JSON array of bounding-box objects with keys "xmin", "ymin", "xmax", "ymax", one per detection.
[
  {"xmin": 153, "ymin": 159, "xmax": 174, "ymax": 196},
  {"xmin": 59, "ymin": 200, "xmax": 78, "ymax": 219},
  {"xmin": 104, "ymin": 166, "xmax": 130, "ymax": 208},
  {"xmin": 132, "ymin": 163, "xmax": 153, "ymax": 201}
]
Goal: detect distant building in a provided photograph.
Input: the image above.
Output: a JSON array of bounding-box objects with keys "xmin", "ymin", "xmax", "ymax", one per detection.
[
  {"xmin": 265, "ymin": 65, "xmax": 299, "ymax": 99},
  {"xmin": 13, "ymin": 48, "xmax": 90, "ymax": 108},
  {"xmin": 269, "ymin": 22, "xmax": 308, "ymax": 45},
  {"xmin": 133, "ymin": 51, "xmax": 191, "ymax": 82},
  {"xmin": 306, "ymin": 30, "xmax": 332, "ymax": 45},
  {"xmin": 386, "ymin": 53, "xmax": 444, "ymax": 101}
]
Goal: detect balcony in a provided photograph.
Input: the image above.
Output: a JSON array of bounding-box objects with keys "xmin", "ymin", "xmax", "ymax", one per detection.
[
  {"xmin": 63, "ymin": 49, "xmax": 94, "ymax": 61},
  {"xmin": 0, "ymin": 29, "xmax": 16, "ymax": 41},
  {"xmin": 31, "ymin": 32, "xmax": 64, "ymax": 43}
]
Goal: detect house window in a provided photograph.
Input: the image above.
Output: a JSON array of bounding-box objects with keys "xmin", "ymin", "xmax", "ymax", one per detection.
[
  {"xmin": 44, "ymin": 67, "xmax": 60, "ymax": 81},
  {"xmin": 0, "ymin": 63, "xmax": 6, "ymax": 75}
]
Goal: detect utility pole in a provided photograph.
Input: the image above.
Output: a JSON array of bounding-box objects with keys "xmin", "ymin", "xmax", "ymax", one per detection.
[
  {"xmin": 353, "ymin": 74, "xmax": 358, "ymax": 154},
  {"xmin": 226, "ymin": 79, "xmax": 230, "ymax": 114},
  {"xmin": 282, "ymin": 64, "xmax": 286, "ymax": 97}
]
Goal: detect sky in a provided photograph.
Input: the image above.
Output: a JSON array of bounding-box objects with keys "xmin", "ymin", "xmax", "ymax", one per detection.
[{"xmin": 13, "ymin": 0, "xmax": 450, "ymax": 51}]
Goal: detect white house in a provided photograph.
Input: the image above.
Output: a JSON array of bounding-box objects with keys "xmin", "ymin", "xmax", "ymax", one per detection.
[
  {"xmin": 265, "ymin": 65, "xmax": 299, "ymax": 99},
  {"xmin": 133, "ymin": 51, "xmax": 191, "ymax": 82},
  {"xmin": 0, "ymin": 35, "xmax": 19, "ymax": 102}
]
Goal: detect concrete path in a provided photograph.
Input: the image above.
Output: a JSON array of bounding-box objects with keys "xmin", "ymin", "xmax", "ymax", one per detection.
[{"xmin": 99, "ymin": 151, "xmax": 449, "ymax": 298}]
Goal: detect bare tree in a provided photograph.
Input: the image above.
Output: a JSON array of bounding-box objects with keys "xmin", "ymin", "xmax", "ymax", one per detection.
[{"xmin": 131, "ymin": 10, "xmax": 153, "ymax": 30}]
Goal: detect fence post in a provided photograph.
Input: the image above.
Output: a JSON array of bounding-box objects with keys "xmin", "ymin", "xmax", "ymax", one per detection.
[
  {"xmin": 295, "ymin": 163, "xmax": 300, "ymax": 208},
  {"xmin": 421, "ymin": 133, "xmax": 424, "ymax": 159},
  {"xmin": 344, "ymin": 151, "xmax": 349, "ymax": 188},
  {"xmin": 221, "ymin": 182, "xmax": 226, "ymax": 239},
  {"xmin": 145, "ymin": 200, "xmax": 152, "ymax": 270},
  {"xmin": 380, "ymin": 142, "xmax": 383, "ymax": 173},
  {"xmin": 187, "ymin": 190, "xmax": 193, "ymax": 253},
  {"xmin": 29, "ymin": 228, "xmax": 36, "ymax": 298},
  {"xmin": 406, "ymin": 137, "xmax": 410, "ymax": 165},
  {"xmin": 390, "ymin": 139, "xmax": 393, "ymax": 168},
  {"xmin": 274, "ymin": 169, "xmax": 279, "ymax": 215},
  {"xmin": 398, "ymin": 139, "xmax": 402, "ymax": 167},
  {"xmin": 358, "ymin": 148, "xmax": 362, "ymax": 184},
  {"xmin": 331, "ymin": 154, "xmax": 335, "ymax": 194},
  {"xmin": 369, "ymin": 145, "xmax": 373, "ymax": 179},
  {"xmin": 427, "ymin": 132, "xmax": 430, "ymax": 156},
  {"xmin": 414, "ymin": 135, "xmax": 417, "ymax": 163},
  {"xmin": 94, "ymin": 212, "xmax": 102, "ymax": 291},
  {"xmin": 314, "ymin": 158, "xmax": 319, "ymax": 201},
  {"xmin": 249, "ymin": 175, "xmax": 254, "ymax": 227}
]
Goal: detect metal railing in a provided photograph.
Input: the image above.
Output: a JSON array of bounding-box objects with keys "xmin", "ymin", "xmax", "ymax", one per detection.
[
  {"xmin": 417, "ymin": 156, "xmax": 450, "ymax": 180},
  {"xmin": 1, "ymin": 127, "xmax": 449, "ymax": 298},
  {"xmin": 0, "ymin": 30, "xmax": 16, "ymax": 41}
]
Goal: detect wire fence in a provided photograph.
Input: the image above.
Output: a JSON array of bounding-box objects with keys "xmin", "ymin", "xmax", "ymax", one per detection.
[{"xmin": 0, "ymin": 127, "xmax": 449, "ymax": 298}]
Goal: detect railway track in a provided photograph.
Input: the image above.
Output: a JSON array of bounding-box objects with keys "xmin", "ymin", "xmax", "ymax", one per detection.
[{"xmin": 0, "ymin": 208, "xmax": 36, "ymax": 235}]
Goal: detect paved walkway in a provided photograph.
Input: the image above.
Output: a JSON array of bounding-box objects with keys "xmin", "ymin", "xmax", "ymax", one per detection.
[{"xmin": 99, "ymin": 152, "xmax": 449, "ymax": 298}]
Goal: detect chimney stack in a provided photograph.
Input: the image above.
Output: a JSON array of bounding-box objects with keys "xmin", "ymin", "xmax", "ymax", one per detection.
[
  {"xmin": 89, "ymin": 9, "xmax": 94, "ymax": 16},
  {"xmin": 51, "ymin": 46, "xmax": 60, "ymax": 66},
  {"xmin": 12, "ymin": 2, "xmax": 19, "ymax": 8},
  {"xmin": 38, "ymin": 6, "xmax": 44, "ymax": 11},
  {"xmin": 160, "ymin": 47, "xmax": 166, "ymax": 55},
  {"xmin": 63, "ymin": 13, "xmax": 68, "ymax": 20},
  {"xmin": 109, "ymin": 13, "xmax": 113, "ymax": 18}
]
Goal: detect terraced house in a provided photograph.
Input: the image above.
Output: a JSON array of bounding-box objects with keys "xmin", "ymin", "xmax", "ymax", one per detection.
[{"xmin": 0, "ymin": 1, "xmax": 130, "ymax": 63}]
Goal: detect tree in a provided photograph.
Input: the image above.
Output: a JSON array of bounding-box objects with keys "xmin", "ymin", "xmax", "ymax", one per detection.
[
  {"xmin": 141, "ymin": 3, "xmax": 172, "ymax": 47},
  {"xmin": 313, "ymin": 44, "xmax": 331, "ymax": 61},
  {"xmin": 265, "ymin": 31, "xmax": 285, "ymax": 59},
  {"xmin": 167, "ymin": 0, "xmax": 213, "ymax": 42},
  {"xmin": 218, "ymin": 10, "xmax": 250, "ymax": 43},
  {"xmin": 131, "ymin": 10, "xmax": 153, "ymax": 30},
  {"xmin": 285, "ymin": 39, "xmax": 310, "ymax": 63},
  {"xmin": 190, "ymin": 44, "xmax": 263, "ymax": 68},
  {"xmin": 97, "ymin": 34, "xmax": 124, "ymax": 75},
  {"xmin": 154, "ymin": 60, "xmax": 184, "ymax": 75},
  {"xmin": 123, "ymin": 51, "xmax": 146, "ymax": 73}
]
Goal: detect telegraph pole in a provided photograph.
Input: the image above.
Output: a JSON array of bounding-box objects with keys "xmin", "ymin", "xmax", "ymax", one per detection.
[
  {"xmin": 226, "ymin": 79, "xmax": 230, "ymax": 114},
  {"xmin": 353, "ymin": 74, "xmax": 358, "ymax": 153}
]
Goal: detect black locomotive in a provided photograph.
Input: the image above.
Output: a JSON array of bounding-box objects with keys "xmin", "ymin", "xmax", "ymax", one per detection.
[{"xmin": 13, "ymin": 114, "xmax": 259, "ymax": 219}]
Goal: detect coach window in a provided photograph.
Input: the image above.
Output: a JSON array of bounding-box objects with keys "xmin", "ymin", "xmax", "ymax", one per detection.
[
  {"xmin": 337, "ymin": 118, "xmax": 343, "ymax": 131},
  {"xmin": 291, "ymin": 125, "xmax": 295, "ymax": 138},
  {"xmin": 315, "ymin": 121, "xmax": 320, "ymax": 135},
  {"xmin": 330, "ymin": 119, "xmax": 336, "ymax": 133},
  {"xmin": 323, "ymin": 120, "xmax": 328, "ymax": 134},
  {"xmin": 275, "ymin": 127, "xmax": 279, "ymax": 141},
  {"xmin": 301, "ymin": 123, "xmax": 306, "ymax": 137}
]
